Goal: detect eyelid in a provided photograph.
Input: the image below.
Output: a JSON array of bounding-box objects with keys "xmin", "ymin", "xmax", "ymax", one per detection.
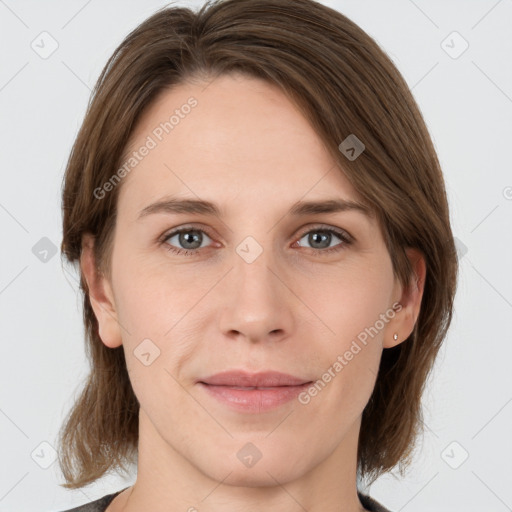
[
  {"xmin": 160, "ymin": 223, "xmax": 353, "ymax": 243},
  {"xmin": 295, "ymin": 223, "xmax": 354, "ymax": 243},
  {"xmin": 159, "ymin": 222, "xmax": 355, "ymax": 255},
  {"xmin": 159, "ymin": 223, "xmax": 215, "ymax": 243}
]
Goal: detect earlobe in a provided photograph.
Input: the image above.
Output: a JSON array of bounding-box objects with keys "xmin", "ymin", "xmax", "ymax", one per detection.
[
  {"xmin": 80, "ymin": 233, "xmax": 123, "ymax": 348},
  {"xmin": 383, "ymin": 248, "xmax": 426, "ymax": 349}
]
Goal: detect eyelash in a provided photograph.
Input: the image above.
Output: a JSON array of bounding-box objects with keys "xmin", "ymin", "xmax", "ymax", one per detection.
[{"xmin": 159, "ymin": 224, "xmax": 353, "ymax": 257}]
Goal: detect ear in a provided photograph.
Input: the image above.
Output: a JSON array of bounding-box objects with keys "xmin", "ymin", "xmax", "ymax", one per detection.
[
  {"xmin": 80, "ymin": 233, "xmax": 123, "ymax": 348},
  {"xmin": 383, "ymin": 247, "xmax": 426, "ymax": 349}
]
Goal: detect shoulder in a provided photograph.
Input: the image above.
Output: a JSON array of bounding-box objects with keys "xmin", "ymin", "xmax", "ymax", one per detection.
[
  {"xmin": 55, "ymin": 488, "xmax": 389, "ymax": 512},
  {"xmin": 358, "ymin": 491, "xmax": 393, "ymax": 512},
  {"xmin": 54, "ymin": 489, "xmax": 126, "ymax": 512}
]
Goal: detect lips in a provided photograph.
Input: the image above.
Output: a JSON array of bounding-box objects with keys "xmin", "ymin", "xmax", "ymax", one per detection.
[
  {"xmin": 198, "ymin": 370, "xmax": 311, "ymax": 388},
  {"xmin": 197, "ymin": 370, "xmax": 313, "ymax": 413}
]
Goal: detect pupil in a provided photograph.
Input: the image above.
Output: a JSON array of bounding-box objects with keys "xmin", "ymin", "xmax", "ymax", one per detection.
[
  {"xmin": 181, "ymin": 231, "xmax": 201, "ymax": 249},
  {"xmin": 310, "ymin": 231, "xmax": 329, "ymax": 249}
]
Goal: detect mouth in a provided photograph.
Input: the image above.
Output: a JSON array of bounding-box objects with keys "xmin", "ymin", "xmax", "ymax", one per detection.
[
  {"xmin": 198, "ymin": 369, "xmax": 311, "ymax": 387},
  {"xmin": 206, "ymin": 385, "xmax": 299, "ymax": 390},
  {"xmin": 197, "ymin": 370, "xmax": 313, "ymax": 413}
]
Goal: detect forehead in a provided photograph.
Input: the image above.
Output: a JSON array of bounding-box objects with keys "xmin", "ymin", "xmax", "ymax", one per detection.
[{"xmin": 117, "ymin": 73, "xmax": 364, "ymax": 219}]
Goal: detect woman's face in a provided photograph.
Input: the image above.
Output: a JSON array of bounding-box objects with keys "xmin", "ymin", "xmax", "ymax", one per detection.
[{"xmin": 86, "ymin": 73, "xmax": 416, "ymax": 487}]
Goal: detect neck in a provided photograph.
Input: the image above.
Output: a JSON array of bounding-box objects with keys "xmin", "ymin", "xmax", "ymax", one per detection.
[{"xmin": 114, "ymin": 409, "xmax": 367, "ymax": 512}]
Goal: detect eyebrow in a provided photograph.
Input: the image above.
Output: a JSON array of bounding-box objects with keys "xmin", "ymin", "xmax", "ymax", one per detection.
[{"xmin": 137, "ymin": 196, "xmax": 373, "ymax": 220}]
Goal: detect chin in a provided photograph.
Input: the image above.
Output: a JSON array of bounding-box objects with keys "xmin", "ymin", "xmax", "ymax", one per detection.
[
  {"xmin": 219, "ymin": 465, "xmax": 302, "ymax": 488},
  {"xmin": 197, "ymin": 446, "xmax": 309, "ymax": 488}
]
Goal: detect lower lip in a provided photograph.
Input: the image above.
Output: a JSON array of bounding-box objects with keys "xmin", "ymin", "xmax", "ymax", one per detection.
[{"xmin": 198, "ymin": 382, "xmax": 312, "ymax": 413}]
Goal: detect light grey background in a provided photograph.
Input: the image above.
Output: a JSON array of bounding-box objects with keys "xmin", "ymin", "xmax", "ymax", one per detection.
[{"xmin": 0, "ymin": 0, "xmax": 511, "ymax": 511}]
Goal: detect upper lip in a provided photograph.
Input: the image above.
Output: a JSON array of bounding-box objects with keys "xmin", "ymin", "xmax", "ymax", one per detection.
[{"xmin": 199, "ymin": 370, "xmax": 312, "ymax": 387}]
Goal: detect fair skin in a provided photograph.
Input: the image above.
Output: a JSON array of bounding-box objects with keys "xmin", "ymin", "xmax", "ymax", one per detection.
[{"xmin": 81, "ymin": 73, "xmax": 425, "ymax": 512}]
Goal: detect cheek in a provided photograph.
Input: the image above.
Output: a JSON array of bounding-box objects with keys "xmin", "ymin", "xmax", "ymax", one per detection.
[
  {"xmin": 112, "ymin": 233, "xmax": 393, "ymax": 395},
  {"xmin": 300, "ymin": 255, "xmax": 395, "ymax": 345},
  {"xmin": 114, "ymin": 276, "xmax": 198, "ymax": 423},
  {"xmin": 295, "ymin": 257, "xmax": 393, "ymax": 407},
  {"xmin": 111, "ymin": 243, "xmax": 188, "ymax": 337}
]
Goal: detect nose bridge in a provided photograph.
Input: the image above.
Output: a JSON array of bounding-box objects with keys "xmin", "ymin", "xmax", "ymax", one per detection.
[{"xmin": 218, "ymin": 233, "xmax": 293, "ymax": 342}]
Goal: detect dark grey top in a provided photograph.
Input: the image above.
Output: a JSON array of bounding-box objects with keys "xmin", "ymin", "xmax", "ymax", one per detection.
[
  {"xmin": 55, "ymin": 489, "xmax": 126, "ymax": 512},
  {"xmin": 56, "ymin": 487, "xmax": 392, "ymax": 511}
]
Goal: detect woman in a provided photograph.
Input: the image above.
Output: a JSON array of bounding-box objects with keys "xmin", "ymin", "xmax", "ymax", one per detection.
[{"xmin": 55, "ymin": 0, "xmax": 458, "ymax": 510}]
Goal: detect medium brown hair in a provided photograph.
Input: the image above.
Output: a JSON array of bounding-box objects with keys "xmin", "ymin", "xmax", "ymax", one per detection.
[{"xmin": 58, "ymin": 0, "xmax": 458, "ymax": 489}]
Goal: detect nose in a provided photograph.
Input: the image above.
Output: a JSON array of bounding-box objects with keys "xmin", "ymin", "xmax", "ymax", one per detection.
[{"xmin": 218, "ymin": 240, "xmax": 295, "ymax": 344}]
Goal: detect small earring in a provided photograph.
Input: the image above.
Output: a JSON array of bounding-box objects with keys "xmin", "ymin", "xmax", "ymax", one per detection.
[{"xmin": 393, "ymin": 333, "xmax": 398, "ymax": 341}]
